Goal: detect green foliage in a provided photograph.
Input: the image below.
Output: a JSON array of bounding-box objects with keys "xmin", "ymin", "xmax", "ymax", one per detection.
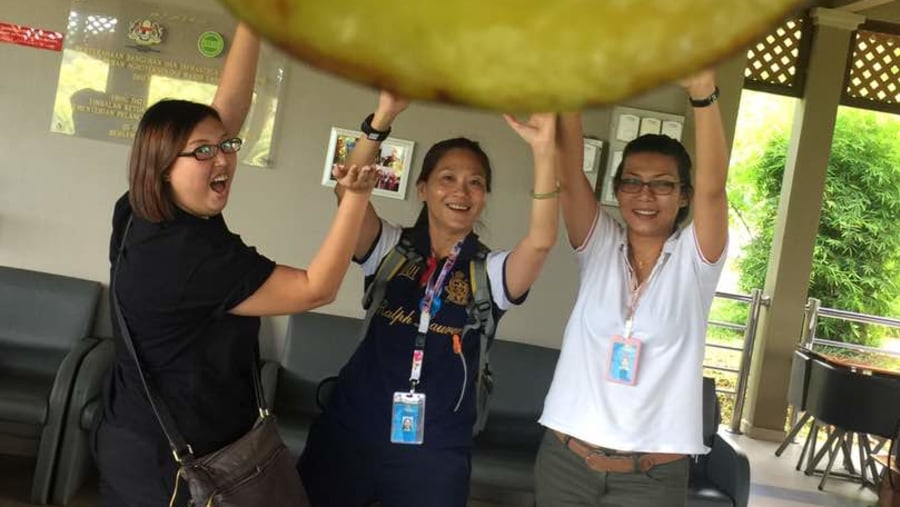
[
  {"xmin": 737, "ymin": 108, "xmax": 900, "ymax": 346},
  {"xmin": 707, "ymin": 299, "xmax": 751, "ymax": 344}
]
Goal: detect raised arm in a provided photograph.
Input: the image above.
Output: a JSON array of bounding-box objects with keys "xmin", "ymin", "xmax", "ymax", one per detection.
[
  {"xmin": 502, "ymin": 113, "xmax": 559, "ymax": 300},
  {"xmin": 230, "ymin": 165, "xmax": 377, "ymax": 316},
  {"xmin": 682, "ymin": 70, "xmax": 729, "ymax": 262},
  {"xmin": 555, "ymin": 112, "xmax": 598, "ymax": 249},
  {"xmin": 211, "ymin": 23, "xmax": 260, "ymax": 136},
  {"xmin": 334, "ymin": 91, "xmax": 410, "ymax": 259}
]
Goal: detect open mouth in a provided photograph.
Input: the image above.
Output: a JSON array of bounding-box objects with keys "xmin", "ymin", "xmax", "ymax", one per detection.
[
  {"xmin": 633, "ymin": 209, "xmax": 658, "ymax": 218},
  {"xmin": 446, "ymin": 202, "xmax": 471, "ymax": 212},
  {"xmin": 210, "ymin": 174, "xmax": 229, "ymax": 194}
]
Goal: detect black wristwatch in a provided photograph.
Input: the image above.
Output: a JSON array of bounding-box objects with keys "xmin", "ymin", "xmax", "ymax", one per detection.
[
  {"xmin": 689, "ymin": 86, "xmax": 720, "ymax": 108},
  {"xmin": 361, "ymin": 113, "xmax": 391, "ymax": 142}
]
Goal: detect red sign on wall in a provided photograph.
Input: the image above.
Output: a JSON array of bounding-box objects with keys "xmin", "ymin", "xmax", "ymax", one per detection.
[{"xmin": 0, "ymin": 22, "xmax": 64, "ymax": 51}]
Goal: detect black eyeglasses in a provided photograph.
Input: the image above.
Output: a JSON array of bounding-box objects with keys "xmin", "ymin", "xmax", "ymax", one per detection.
[
  {"xmin": 616, "ymin": 177, "xmax": 682, "ymax": 196},
  {"xmin": 177, "ymin": 137, "xmax": 243, "ymax": 161}
]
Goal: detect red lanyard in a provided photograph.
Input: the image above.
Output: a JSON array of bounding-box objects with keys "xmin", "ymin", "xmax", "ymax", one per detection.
[{"xmin": 623, "ymin": 250, "xmax": 669, "ymax": 338}]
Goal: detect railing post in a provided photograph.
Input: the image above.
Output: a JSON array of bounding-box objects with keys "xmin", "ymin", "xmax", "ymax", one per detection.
[
  {"xmin": 729, "ymin": 288, "xmax": 764, "ymax": 434},
  {"xmin": 801, "ymin": 297, "xmax": 820, "ymax": 350}
]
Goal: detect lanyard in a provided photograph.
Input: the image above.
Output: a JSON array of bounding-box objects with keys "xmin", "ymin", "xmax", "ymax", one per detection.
[
  {"xmin": 623, "ymin": 249, "xmax": 669, "ymax": 338},
  {"xmin": 409, "ymin": 240, "xmax": 463, "ymax": 390}
]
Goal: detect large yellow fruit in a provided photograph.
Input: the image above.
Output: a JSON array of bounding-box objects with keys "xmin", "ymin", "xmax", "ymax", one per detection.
[{"xmin": 218, "ymin": 0, "xmax": 805, "ymax": 111}]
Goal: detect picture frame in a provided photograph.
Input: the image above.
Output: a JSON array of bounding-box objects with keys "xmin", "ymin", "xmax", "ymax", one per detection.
[
  {"xmin": 582, "ymin": 138, "xmax": 604, "ymax": 174},
  {"xmin": 322, "ymin": 127, "xmax": 415, "ymax": 200},
  {"xmin": 599, "ymin": 150, "xmax": 622, "ymax": 207}
]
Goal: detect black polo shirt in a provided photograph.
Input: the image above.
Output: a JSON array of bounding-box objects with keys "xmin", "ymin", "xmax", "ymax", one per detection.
[
  {"xmin": 328, "ymin": 219, "xmax": 525, "ymax": 449},
  {"xmin": 104, "ymin": 193, "xmax": 275, "ymax": 455}
]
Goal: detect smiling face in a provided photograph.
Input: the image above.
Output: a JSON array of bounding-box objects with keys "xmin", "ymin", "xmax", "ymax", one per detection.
[
  {"xmin": 165, "ymin": 116, "xmax": 236, "ymax": 218},
  {"xmin": 417, "ymin": 148, "xmax": 488, "ymax": 237},
  {"xmin": 615, "ymin": 151, "xmax": 689, "ymax": 240}
]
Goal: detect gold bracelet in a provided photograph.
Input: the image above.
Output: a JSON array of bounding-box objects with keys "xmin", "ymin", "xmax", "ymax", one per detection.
[{"xmin": 531, "ymin": 185, "xmax": 560, "ymax": 200}]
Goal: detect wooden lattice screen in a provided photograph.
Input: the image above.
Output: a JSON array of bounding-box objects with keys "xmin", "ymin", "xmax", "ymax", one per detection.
[
  {"xmin": 744, "ymin": 17, "xmax": 812, "ymax": 97},
  {"xmin": 842, "ymin": 24, "xmax": 900, "ymax": 115}
]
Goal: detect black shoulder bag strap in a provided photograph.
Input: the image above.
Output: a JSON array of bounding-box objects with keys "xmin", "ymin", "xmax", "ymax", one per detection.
[{"xmin": 111, "ymin": 217, "xmax": 268, "ymax": 464}]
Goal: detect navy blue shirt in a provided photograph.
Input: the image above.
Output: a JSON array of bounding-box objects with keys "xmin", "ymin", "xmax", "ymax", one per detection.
[
  {"xmin": 329, "ymin": 220, "xmax": 524, "ymax": 448},
  {"xmin": 105, "ymin": 193, "xmax": 275, "ymax": 455}
]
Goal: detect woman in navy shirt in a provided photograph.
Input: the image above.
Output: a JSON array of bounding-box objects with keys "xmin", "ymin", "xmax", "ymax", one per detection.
[{"xmin": 298, "ymin": 92, "xmax": 560, "ymax": 507}]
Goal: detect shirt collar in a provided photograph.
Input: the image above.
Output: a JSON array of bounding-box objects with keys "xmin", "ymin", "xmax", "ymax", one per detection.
[
  {"xmin": 408, "ymin": 221, "xmax": 481, "ymax": 262},
  {"xmin": 617, "ymin": 224, "xmax": 684, "ymax": 256}
]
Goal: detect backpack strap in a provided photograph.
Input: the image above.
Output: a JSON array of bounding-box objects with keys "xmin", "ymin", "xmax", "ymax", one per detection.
[
  {"xmin": 360, "ymin": 232, "xmax": 422, "ymax": 341},
  {"xmin": 465, "ymin": 243, "xmax": 495, "ymax": 435}
]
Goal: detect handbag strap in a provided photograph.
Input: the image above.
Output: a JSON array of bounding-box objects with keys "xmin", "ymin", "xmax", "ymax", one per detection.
[{"xmin": 112, "ymin": 216, "xmax": 269, "ymax": 463}]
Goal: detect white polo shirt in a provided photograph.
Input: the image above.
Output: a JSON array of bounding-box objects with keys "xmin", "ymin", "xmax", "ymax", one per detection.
[{"xmin": 539, "ymin": 211, "xmax": 725, "ymax": 454}]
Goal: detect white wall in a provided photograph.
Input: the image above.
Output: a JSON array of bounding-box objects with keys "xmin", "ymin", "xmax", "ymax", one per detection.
[{"xmin": 0, "ymin": 0, "xmax": 691, "ymax": 359}]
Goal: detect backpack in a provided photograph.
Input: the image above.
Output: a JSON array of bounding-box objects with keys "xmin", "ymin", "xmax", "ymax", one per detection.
[{"xmin": 359, "ymin": 232, "xmax": 496, "ymax": 435}]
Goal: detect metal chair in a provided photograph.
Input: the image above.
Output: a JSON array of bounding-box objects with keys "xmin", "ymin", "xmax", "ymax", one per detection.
[
  {"xmin": 775, "ymin": 348, "xmax": 813, "ymax": 457},
  {"xmin": 802, "ymin": 358, "xmax": 900, "ymax": 490}
]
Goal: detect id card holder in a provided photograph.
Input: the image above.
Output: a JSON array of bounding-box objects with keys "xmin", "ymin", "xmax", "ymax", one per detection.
[
  {"xmin": 390, "ymin": 391, "xmax": 426, "ymax": 445},
  {"xmin": 607, "ymin": 335, "xmax": 642, "ymax": 385}
]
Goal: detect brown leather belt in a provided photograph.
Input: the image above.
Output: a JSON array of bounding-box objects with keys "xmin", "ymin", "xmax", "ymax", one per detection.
[{"xmin": 553, "ymin": 431, "xmax": 686, "ymax": 474}]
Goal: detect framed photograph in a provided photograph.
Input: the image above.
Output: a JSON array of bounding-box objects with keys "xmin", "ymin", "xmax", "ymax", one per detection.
[
  {"xmin": 322, "ymin": 127, "xmax": 415, "ymax": 200},
  {"xmin": 582, "ymin": 138, "xmax": 604, "ymax": 173},
  {"xmin": 598, "ymin": 150, "xmax": 622, "ymax": 206}
]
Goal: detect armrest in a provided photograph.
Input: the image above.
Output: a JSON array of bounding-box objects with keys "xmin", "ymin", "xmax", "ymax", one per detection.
[
  {"xmin": 706, "ymin": 433, "xmax": 751, "ymax": 507},
  {"xmin": 47, "ymin": 337, "xmax": 100, "ymax": 428},
  {"xmin": 32, "ymin": 336, "xmax": 100, "ymax": 503},
  {"xmin": 260, "ymin": 360, "xmax": 279, "ymax": 410},
  {"xmin": 69, "ymin": 339, "xmax": 115, "ymax": 428},
  {"xmin": 50, "ymin": 338, "xmax": 114, "ymax": 505}
]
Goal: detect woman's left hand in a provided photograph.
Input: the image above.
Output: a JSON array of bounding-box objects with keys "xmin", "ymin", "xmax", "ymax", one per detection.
[
  {"xmin": 333, "ymin": 164, "xmax": 377, "ymax": 194},
  {"xmin": 504, "ymin": 113, "xmax": 557, "ymax": 153},
  {"xmin": 679, "ymin": 69, "xmax": 717, "ymax": 101}
]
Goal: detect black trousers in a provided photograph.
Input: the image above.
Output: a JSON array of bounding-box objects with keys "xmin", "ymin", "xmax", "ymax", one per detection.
[
  {"xmin": 297, "ymin": 415, "xmax": 471, "ymax": 507},
  {"xmin": 93, "ymin": 420, "xmax": 191, "ymax": 507}
]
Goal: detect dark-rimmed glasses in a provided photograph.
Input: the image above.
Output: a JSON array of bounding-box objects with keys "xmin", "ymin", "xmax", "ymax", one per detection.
[
  {"xmin": 616, "ymin": 178, "xmax": 681, "ymax": 196},
  {"xmin": 177, "ymin": 137, "xmax": 243, "ymax": 161}
]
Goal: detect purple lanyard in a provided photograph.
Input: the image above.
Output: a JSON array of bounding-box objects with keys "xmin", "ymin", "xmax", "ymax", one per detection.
[
  {"xmin": 410, "ymin": 240, "xmax": 463, "ymax": 389},
  {"xmin": 417, "ymin": 240, "xmax": 463, "ymax": 334}
]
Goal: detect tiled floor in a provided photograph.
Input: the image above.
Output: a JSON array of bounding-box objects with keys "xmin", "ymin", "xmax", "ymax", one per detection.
[
  {"xmin": 0, "ymin": 432, "xmax": 886, "ymax": 507},
  {"xmin": 731, "ymin": 432, "xmax": 879, "ymax": 507}
]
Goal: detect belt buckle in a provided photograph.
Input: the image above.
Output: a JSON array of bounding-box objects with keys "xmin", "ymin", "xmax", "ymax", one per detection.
[{"xmin": 638, "ymin": 454, "xmax": 655, "ymax": 473}]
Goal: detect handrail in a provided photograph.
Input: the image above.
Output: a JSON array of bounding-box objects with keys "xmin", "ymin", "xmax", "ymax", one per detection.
[
  {"xmin": 730, "ymin": 288, "xmax": 763, "ymax": 434},
  {"xmin": 816, "ymin": 307, "xmax": 900, "ymax": 330},
  {"xmin": 811, "ymin": 337, "xmax": 900, "ymax": 358},
  {"xmin": 704, "ymin": 289, "xmax": 764, "ymax": 435},
  {"xmin": 715, "ymin": 291, "xmax": 754, "ymax": 304}
]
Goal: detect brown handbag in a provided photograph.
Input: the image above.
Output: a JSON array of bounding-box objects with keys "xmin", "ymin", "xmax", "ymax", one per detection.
[
  {"xmin": 176, "ymin": 416, "xmax": 308, "ymax": 507},
  {"xmin": 112, "ymin": 217, "xmax": 308, "ymax": 507}
]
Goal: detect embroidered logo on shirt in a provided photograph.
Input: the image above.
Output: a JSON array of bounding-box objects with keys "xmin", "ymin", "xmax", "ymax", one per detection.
[
  {"xmin": 397, "ymin": 263, "xmax": 422, "ymax": 282},
  {"xmin": 445, "ymin": 271, "xmax": 469, "ymax": 306}
]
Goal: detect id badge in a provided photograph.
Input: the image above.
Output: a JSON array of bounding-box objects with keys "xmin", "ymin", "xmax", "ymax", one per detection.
[
  {"xmin": 390, "ymin": 392, "xmax": 426, "ymax": 445},
  {"xmin": 607, "ymin": 335, "xmax": 642, "ymax": 385}
]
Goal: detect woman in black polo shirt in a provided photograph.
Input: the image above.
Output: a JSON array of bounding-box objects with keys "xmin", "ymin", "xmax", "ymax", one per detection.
[
  {"xmin": 297, "ymin": 91, "xmax": 560, "ymax": 507},
  {"xmin": 94, "ymin": 23, "xmax": 377, "ymax": 507}
]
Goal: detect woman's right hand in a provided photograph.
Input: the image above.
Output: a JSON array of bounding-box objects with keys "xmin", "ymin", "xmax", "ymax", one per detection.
[
  {"xmin": 503, "ymin": 113, "xmax": 557, "ymax": 156},
  {"xmin": 371, "ymin": 90, "xmax": 410, "ymax": 130},
  {"xmin": 333, "ymin": 164, "xmax": 377, "ymax": 195}
]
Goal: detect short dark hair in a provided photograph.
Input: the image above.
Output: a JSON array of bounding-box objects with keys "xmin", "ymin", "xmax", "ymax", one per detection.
[
  {"xmin": 128, "ymin": 99, "xmax": 221, "ymax": 222},
  {"xmin": 613, "ymin": 134, "xmax": 694, "ymax": 229},
  {"xmin": 414, "ymin": 138, "xmax": 492, "ymax": 228}
]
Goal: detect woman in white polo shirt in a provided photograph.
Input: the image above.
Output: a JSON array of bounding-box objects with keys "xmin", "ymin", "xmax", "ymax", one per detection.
[{"xmin": 536, "ymin": 69, "xmax": 729, "ymax": 506}]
